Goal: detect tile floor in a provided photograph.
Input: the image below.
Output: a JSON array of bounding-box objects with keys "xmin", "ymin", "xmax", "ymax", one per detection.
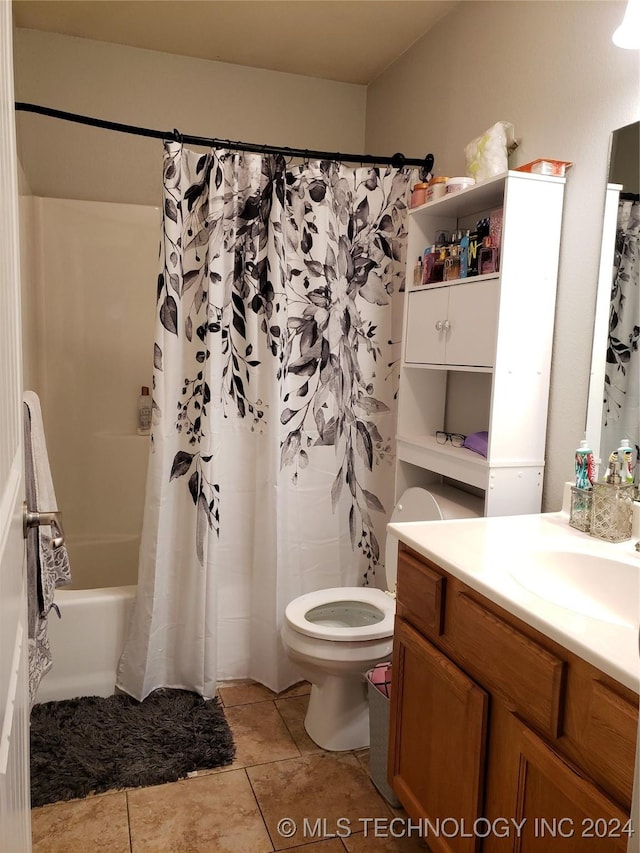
[{"xmin": 31, "ymin": 681, "xmax": 428, "ymax": 852}]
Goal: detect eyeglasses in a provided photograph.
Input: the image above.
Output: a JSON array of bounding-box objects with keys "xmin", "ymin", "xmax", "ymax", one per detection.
[{"xmin": 436, "ymin": 431, "xmax": 466, "ymax": 448}]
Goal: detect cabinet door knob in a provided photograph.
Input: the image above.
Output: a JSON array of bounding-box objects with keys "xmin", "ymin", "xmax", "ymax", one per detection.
[
  {"xmin": 443, "ymin": 320, "xmax": 451, "ymax": 332},
  {"xmin": 435, "ymin": 320, "xmax": 443, "ymax": 331}
]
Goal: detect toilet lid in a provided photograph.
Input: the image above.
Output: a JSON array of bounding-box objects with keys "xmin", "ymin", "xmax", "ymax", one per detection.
[{"xmin": 385, "ymin": 486, "xmax": 483, "ymax": 590}]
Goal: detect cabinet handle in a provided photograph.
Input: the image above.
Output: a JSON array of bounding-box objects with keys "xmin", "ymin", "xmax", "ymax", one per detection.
[
  {"xmin": 435, "ymin": 320, "xmax": 443, "ymax": 331},
  {"xmin": 443, "ymin": 320, "xmax": 451, "ymax": 332}
]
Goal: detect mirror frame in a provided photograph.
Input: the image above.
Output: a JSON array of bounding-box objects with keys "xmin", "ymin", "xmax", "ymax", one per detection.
[{"xmin": 585, "ymin": 121, "xmax": 639, "ymax": 468}]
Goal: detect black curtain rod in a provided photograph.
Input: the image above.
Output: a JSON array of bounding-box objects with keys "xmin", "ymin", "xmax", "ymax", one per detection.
[{"xmin": 15, "ymin": 102, "xmax": 434, "ymax": 172}]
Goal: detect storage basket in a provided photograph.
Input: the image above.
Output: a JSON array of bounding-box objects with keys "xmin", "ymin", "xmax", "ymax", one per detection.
[{"xmin": 366, "ymin": 664, "xmax": 401, "ymax": 807}]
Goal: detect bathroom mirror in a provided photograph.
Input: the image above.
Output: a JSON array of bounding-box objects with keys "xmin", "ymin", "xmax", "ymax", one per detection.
[{"xmin": 585, "ymin": 121, "xmax": 639, "ymax": 471}]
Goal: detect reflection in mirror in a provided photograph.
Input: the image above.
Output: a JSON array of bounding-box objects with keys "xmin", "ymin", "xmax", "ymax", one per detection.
[{"xmin": 586, "ymin": 121, "xmax": 639, "ymax": 479}]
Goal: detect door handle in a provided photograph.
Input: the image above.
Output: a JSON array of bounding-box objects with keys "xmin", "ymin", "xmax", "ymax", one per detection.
[{"xmin": 23, "ymin": 502, "xmax": 65, "ymax": 549}]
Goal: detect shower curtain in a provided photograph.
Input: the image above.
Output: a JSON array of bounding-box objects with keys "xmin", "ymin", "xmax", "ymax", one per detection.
[
  {"xmin": 117, "ymin": 142, "xmax": 412, "ymax": 700},
  {"xmin": 602, "ymin": 198, "xmax": 639, "ymax": 465}
]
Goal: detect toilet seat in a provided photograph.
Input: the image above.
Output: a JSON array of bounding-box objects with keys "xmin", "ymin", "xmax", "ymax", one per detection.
[{"xmin": 284, "ymin": 587, "xmax": 395, "ymax": 642}]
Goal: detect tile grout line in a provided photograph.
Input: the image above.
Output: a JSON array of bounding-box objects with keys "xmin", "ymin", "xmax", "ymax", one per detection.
[
  {"xmin": 272, "ymin": 697, "xmax": 304, "ymax": 758},
  {"xmin": 243, "ymin": 767, "xmax": 276, "ymax": 852},
  {"xmin": 125, "ymin": 789, "xmax": 133, "ymax": 853}
]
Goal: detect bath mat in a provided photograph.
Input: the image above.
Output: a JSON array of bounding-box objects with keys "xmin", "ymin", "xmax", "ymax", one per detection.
[{"xmin": 30, "ymin": 688, "xmax": 235, "ymax": 807}]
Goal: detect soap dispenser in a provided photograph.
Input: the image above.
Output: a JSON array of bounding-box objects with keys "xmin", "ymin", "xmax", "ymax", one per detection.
[{"xmin": 590, "ymin": 459, "xmax": 634, "ymax": 542}]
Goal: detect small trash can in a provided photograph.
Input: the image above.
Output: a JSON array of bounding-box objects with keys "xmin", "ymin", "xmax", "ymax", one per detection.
[{"xmin": 366, "ymin": 663, "xmax": 401, "ymax": 807}]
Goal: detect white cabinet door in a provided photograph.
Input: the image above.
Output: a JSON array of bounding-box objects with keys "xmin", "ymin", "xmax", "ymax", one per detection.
[
  {"xmin": 405, "ymin": 288, "xmax": 449, "ymax": 364},
  {"xmin": 446, "ymin": 279, "xmax": 499, "ymax": 368},
  {"xmin": 405, "ymin": 279, "xmax": 499, "ymax": 368}
]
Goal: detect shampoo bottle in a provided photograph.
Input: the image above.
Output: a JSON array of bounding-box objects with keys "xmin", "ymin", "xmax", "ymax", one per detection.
[
  {"xmin": 575, "ymin": 439, "xmax": 595, "ymax": 490},
  {"xmin": 137, "ymin": 386, "xmax": 152, "ymax": 435}
]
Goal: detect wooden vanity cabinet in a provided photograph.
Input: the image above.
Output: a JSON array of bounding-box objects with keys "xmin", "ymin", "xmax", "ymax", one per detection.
[{"xmin": 388, "ymin": 546, "xmax": 639, "ymax": 853}]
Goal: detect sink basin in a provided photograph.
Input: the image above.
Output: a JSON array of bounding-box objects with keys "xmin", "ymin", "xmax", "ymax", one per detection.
[{"xmin": 508, "ymin": 550, "xmax": 640, "ymax": 628}]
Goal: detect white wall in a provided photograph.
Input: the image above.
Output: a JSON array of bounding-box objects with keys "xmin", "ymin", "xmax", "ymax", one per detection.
[
  {"xmin": 366, "ymin": 0, "xmax": 640, "ymax": 510},
  {"xmin": 17, "ymin": 162, "xmax": 39, "ymax": 395},
  {"xmin": 12, "ymin": 28, "xmax": 367, "ymax": 206},
  {"xmin": 27, "ymin": 198, "xmax": 159, "ymax": 578},
  {"xmin": 12, "ymin": 27, "xmax": 369, "ymax": 576},
  {"xmin": 13, "ymin": 6, "xmax": 640, "ymax": 514}
]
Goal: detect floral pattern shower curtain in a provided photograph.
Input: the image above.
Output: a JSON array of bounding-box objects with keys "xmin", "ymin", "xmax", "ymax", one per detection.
[
  {"xmin": 602, "ymin": 198, "xmax": 639, "ymax": 465},
  {"xmin": 117, "ymin": 142, "xmax": 412, "ymax": 699}
]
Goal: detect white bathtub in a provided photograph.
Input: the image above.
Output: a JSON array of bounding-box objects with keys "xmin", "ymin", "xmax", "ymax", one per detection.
[{"xmin": 34, "ymin": 535, "xmax": 138, "ymax": 704}]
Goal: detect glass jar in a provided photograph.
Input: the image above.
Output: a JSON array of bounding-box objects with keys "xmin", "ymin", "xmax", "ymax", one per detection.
[
  {"xmin": 410, "ymin": 183, "xmax": 429, "ymax": 208},
  {"xmin": 427, "ymin": 176, "xmax": 448, "ymax": 201}
]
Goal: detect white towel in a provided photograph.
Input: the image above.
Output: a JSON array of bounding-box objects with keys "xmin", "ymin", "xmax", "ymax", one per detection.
[{"xmin": 23, "ymin": 391, "xmax": 71, "ymax": 707}]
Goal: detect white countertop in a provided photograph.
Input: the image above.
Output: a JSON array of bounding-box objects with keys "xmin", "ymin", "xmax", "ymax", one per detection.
[{"xmin": 387, "ymin": 509, "xmax": 640, "ymax": 694}]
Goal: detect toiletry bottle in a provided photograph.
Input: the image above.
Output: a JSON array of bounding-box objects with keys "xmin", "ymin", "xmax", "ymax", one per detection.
[
  {"xmin": 478, "ymin": 236, "xmax": 498, "ymax": 275},
  {"xmin": 413, "ymin": 256, "xmax": 423, "ymax": 288},
  {"xmin": 424, "ymin": 244, "xmax": 444, "ymax": 284},
  {"xmin": 616, "ymin": 438, "xmax": 635, "ymax": 483},
  {"xmin": 467, "ymin": 230, "xmax": 480, "ymax": 276},
  {"xmin": 459, "ymin": 231, "xmax": 470, "ymax": 278},
  {"xmin": 575, "ymin": 439, "xmax": 595, "ymax": 490},
  {"xmin": 137, "ymin": 386, "xmax": 152, "ymax": 435},
  {"xmin": 443, "ymin": 245, "xmax": 461, "ymax": 281}
]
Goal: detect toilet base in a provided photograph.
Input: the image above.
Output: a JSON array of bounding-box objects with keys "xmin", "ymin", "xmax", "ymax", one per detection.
[{"xmin": 304, "ymin": 675, "xmax": 370, "ymax": 751}]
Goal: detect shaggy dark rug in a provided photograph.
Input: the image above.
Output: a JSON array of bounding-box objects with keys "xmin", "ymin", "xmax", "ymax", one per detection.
[{"xmin": 30, "ymin": 688, "xmax": 235, "ymax": 807}]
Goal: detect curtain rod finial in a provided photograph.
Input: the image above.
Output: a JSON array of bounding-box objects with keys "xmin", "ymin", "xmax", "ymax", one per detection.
[
  {"xmin": 420, "ymin": 153, "xmax": 435, "ymax": 182},
  {"xmin": 390, "ymin": 152, "xmax": 406, "ymax": 169}
]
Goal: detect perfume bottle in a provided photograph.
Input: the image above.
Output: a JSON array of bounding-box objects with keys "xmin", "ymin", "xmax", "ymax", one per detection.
[
  {"xmin": 443, "ymin": 245, "xmax": 461, "ymax": 281},
  {"xmin": 478, "ymin": 237, "xmax": 499, "ymax": 275},
  {"xmin": 423, "ymin": 245, "xmax": 444, "ymax": 284}
]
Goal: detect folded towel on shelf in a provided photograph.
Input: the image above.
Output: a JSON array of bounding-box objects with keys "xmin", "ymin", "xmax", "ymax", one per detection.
[{"xmin": 23, "ymin": 391, "xmax": 71, "ymax": 708}]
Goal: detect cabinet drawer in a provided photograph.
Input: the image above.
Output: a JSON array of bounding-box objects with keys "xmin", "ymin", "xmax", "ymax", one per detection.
[
  {"xmin": 396, "ymin": 551, "xmax": 445, "ymax": 636},
  {"xmin": 454, "ymin": 593, "xmax": 565, "ymax": 737},
  {"xmin": 584, "ymin": 680, "xmax": 639, "ymax": 806}
]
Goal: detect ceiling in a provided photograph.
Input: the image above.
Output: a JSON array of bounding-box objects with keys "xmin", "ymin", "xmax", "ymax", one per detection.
[{"xmin": 12, "ymin": 0, "xmax": 458, "ymax": 85}]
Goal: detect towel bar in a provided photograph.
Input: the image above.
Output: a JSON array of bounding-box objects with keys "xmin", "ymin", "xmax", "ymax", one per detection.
[{"xmin": 22, "ymin": 502, "xmax": 65, "ymax": 549}]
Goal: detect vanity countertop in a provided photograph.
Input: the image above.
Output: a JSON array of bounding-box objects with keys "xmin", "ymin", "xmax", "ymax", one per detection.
[{"xmin": 387, "ymin": 509, "xmax": 640, "ymax": 694}]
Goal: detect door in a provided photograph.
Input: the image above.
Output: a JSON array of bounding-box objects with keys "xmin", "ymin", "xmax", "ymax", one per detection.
[
  {"xmin": 405, "ymin": 279, "xmax": 499, "ymax": 367},
  {"xmin": 405, "ymin": 287, "xmax": 449, "ymax": 364},
  {"xmin": 504, "ymin": 714, "xmax": 630, "ymax": 852},
  {"xmin": 389, "ymin": 618, "xmax": 488, "ymax": 853},
  {"xmin": 0, "ymin": 3, "xmax": 32, "ymax": 849},
  {"xmin": 446, "ymin": 279, "xmax": 499, "ymax": 368}
]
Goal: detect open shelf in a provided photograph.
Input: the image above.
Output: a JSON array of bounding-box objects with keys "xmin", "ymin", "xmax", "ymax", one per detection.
[
  {"xmin": 396, "ymin": 171, "xmax": 567, "ymax": 516},
  {"xmin": 396, "ymin": 434, "xmax": 488, "ymax": 490},
  {"xmin": 408, "ymin": 170, "xmax": 565, "ymax": 220}
]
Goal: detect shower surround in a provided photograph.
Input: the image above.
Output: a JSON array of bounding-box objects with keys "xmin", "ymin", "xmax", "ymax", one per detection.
[{"xmin": 20, "ymin": 195, "xmax": 159, "ymax": 588}]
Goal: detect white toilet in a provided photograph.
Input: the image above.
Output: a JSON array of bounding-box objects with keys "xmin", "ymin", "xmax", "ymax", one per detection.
[{"xmin": 280, "ymin": 484, "xmax": 483, "ymax": 751}]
